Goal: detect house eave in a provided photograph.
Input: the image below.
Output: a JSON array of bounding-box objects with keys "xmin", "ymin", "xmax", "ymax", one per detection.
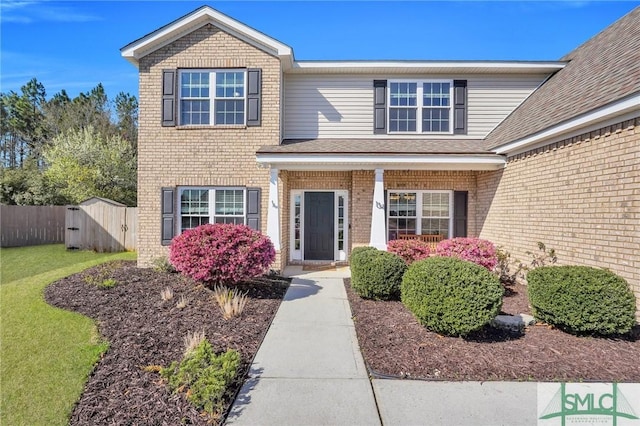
[
  {"xmin": 493, "ymin": 92, "xmax": 640, "ymax": 155},
  {"xmin": 120, "ymin": 6, "xmax": 293, "ymax": 68},
  {"xmin": 256, "ymin": 153, "xmax": 506, "ymax": 171},
  {"xmin": 288, "ymin": 60, "xmax": 567, "ymax": 75}
]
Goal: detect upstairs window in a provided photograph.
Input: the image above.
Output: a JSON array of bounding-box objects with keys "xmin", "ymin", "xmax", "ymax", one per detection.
[
  {"xmin": 388, "ymin": 80, "xmax": 452, "ymax": 134},
  {"xmin": 179, "ymin": 70, "xmax": 245, "ymax": 126}
]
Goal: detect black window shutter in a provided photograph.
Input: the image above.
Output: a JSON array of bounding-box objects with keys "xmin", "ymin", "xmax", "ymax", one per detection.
[
  {"xmin": 246, "ymin": 187, "xmax": 261, "ymax": 230},
  {"xmin": 162, "ymin": 70, "xmax": 176, "ymax": 127},
  {"xmin": 373, "ymin": 80, "xmax": 387, "ymax": 134},
  {"xmin": 161, "ymin": 187, "xmax": 176, "ymax": 245},
  {"xmin": 453, "ymin": 80, "xmax": 467, "ymax": 135},
  {"xmin": 247, "ymin": 69, "xmax": 262, "ymax": 126},
  {"xmin": 453, "ymin": 191, "xmax": 468, "ymax": 238}
]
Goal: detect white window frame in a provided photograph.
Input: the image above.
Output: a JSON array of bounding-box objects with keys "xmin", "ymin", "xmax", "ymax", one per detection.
[
  {"xmin": 178, "ymin": 69, "xmax": 247, "ymax": 126},
  {"xmin": 289, "ymin": 190, "xmax": 349, "ymax": 262},
  {"xmin": 177, "ymin": 187, "xmax": 247, "ymax": 234},
  {"xmin": 387, "ymin": 79, "xmax": 453, "ymax": 134},
  {"xmin": 387, "ymin": 190, "xmax": 453, "ymax": 240}
]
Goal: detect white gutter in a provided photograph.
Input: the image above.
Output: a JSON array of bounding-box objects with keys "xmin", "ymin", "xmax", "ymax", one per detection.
[
  {"xmin": 494, "ymin": 93, "xmax": 640, "ymax": 155},
  {"xmin": 291, "ymin": 60, "xmax": 566, "ymax": 73}
]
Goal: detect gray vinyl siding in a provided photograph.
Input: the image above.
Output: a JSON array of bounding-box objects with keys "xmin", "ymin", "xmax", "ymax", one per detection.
[
  {"xmin": 283, "ymin": 74, "xmax": 547, "ymax": 139},
  {"xmin": 284, "ymin": 75, "xmax": 373, "ymax": 138},
  {"xmin": 467, "ymin": 75, "xmax": 546, "ymax": 137}
]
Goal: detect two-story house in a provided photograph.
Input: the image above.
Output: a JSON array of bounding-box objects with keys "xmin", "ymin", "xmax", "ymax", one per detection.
[{"xmin": 122, "ymin": 6, "xmax": 639, "ymax": 312}]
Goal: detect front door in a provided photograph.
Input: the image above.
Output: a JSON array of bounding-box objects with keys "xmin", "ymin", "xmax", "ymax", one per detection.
[{"xmin": 304, "ymin": 192, "xmax": 335, "ymax": 260}]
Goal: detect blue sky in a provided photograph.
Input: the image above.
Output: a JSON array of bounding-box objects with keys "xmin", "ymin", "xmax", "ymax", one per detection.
[{"xmin": 1, "ymin": 1, "xmax": 638, "ymax": 100}]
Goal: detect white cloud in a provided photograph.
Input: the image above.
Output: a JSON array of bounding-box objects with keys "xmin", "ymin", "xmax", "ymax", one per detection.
[{"xmin": 0, "ymin": 0, "xmax": 101, "ymax": 24}]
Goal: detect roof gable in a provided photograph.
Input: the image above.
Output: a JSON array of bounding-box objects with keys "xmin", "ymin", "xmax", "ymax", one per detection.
[
  {"xmin": 486, "ymin": 7, "xmax": 640, "ymax": 151},
  {"xmin": 120, "ymin": 6, "xmax": 293, "ymax": 67}
]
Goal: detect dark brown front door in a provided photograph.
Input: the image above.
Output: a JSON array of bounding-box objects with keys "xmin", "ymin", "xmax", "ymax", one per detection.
[{"xmin": 304, "ymin": 192, "xmax": 334, "ymax": 260}]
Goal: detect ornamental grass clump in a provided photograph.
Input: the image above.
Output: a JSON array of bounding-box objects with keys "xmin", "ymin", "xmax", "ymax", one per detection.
[
  {"xmin": 350, "ymin": 247, "xmax": 406, "ymax": 300},
  {"xmin": 401, "ymin": 256, "xmax": 503, "ymax": 337},
  {"xmin": 387, "ymin": 239, "xmax": 431, "ymax": 265},
  {"xmin": 169, "ymin": 224, "xmax": 275, "ymax": 287},
  {"xmin": 528, "ymin": 266, "xmax": 636, "ymax": 335},
  {"xmin": 212, "ymin": 285, "xmax": 249, "ymax": 319},
  {"xmin": 160, "ymin": 287, "xmax": 174, "ymax": 301},
  {"xmin": 183, "ymin": 330, "xmax": 206, "ymax": 356},
  {"xmin": 435, "ymin": 237, "xmax": 498, "ymax": 270}
]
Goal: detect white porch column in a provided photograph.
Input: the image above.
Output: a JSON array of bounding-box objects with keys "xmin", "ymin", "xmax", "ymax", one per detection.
[
  {"xmin": 266, "ymin": 168, "xmax": 281, "ymax": 251},
  {"xmin": 369, "ymin": 168, "xmax": 387, "ymax": 250}
]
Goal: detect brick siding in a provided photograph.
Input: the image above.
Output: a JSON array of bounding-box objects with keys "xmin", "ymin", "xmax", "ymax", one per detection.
[
  {"xmin": 137, "ymin": 24, "xmax": 281, "ymax": 266},
  {"xmin": 477, "ymin": 118, "xmax": 640, "ymax": 315}
]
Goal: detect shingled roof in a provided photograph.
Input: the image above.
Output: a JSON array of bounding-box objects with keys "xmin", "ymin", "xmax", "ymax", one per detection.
[
  {"xmin": 485, "ymin": 7, "xmax": 640, "ymax": 150},
  {"xmin": 259, "ymin": 138, "xmax": 491, "ymax": 155}
]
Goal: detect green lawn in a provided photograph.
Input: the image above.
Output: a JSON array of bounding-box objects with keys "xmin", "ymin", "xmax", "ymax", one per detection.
[{"xmin": 1, "ymin": 244, "xmax": 136, "ymax": 426}]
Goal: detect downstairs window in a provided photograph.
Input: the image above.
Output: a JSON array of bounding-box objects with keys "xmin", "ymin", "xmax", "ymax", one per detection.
[
  {"xmin": 387, "ymin": 190, "xmax": 452, "ymax": 241},
  {"xmin": 179, "ymin": 187, "xmax": 246, "ymax": 233}
]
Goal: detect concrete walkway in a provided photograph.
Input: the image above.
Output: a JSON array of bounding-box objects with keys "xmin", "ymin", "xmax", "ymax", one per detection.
[
  {"xmin": 226, "ymin": 266, "xmax": 380, "ymax": 425},
  {"xmin": 227, "ymin": 267, "xmax": 545, "ymax": 425}
]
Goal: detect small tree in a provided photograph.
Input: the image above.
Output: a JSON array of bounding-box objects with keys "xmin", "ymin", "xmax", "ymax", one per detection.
[
  {"xmin": 43, "ymin": 125, "xmax": 137, "ymax": 205},
  {"xmin": 170, "ymin": 224, "xmax": 275, "ymax": 287}
]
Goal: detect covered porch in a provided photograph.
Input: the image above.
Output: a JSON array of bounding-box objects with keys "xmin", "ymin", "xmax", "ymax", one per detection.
[{"xmin": 256, "ymin": 139, "xmax": 506, "ymax": 267}]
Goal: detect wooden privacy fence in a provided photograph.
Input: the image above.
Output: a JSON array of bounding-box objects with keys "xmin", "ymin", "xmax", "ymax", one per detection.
[
  {"xmin": 65, "ymin": 198, "xmax": 137, "ymax": 252},
  {"xmin": 1, "ymin": 205, "xmax": 66, "ymax": 247}
]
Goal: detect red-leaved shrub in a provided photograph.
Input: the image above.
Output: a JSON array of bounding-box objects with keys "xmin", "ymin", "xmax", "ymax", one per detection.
[
  {"xmin": 435, "ymin": 237, "xmax": 498, "ymax": 270},
  {"xmin": 169, "ymin": 224, "xmax": 275, "ymax": 286},
  {"xmin": 387, "ymin": 239, "xmax": 431, "ymax": 265}
]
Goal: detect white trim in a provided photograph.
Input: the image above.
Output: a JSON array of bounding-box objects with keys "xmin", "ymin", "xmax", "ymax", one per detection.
[
  {"xmin": 121, "ymin": 6, "xmax": 293, "ymax": 67},
  {"xmin": 290, "ymin": 61, "xmax": 566, "ymax": 74},
  {"xmin": 494, "ymin": 93, "xmax": 640, "ymax": 155},
  {"xmin": 334, "ymin": 191, "xmax": 349, "ymax": 261},
  {"xmin": 257, "ymin": 154, "xmax": 506, "ymax": 171},
  {"xmin": 370, "ymin": 169, "xmax": 387, "ymax": 250},
  {"xmin": 290, "ymin": 191, "xmax": 303, "ymax": 261},
  {"xmin": 267, "ymin": 169, "xmax": 281, "ymax": 251},
  {"xmin": 289, "ymin": 190, "xmax": 348, "ymax": 262}
]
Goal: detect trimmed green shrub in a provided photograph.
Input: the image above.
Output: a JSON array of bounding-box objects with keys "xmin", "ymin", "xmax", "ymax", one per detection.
[
  {"xmin": 401, "ymin": 256, "xmax": 503, "ymax": 336},
  {"xmin": 349, "ymin": 246, "xmax": 379, "ymax": 264},
  {"xmin": 160, "ymin": 340, "xmax": 240, "ymax": 416},
  {"xmin": 528, "ymin": 266, "xmax": 636, "ymax": 335},
  {"xmin": 350, "ymin": 247, "xmax": 407, "ymax": 300}
]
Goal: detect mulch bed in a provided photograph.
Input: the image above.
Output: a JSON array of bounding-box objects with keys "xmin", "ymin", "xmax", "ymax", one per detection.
[
  {"xmin": 345, "ymin": 278, "xmax": 640, "ymax": 382},
  {"xmin": 45, "ymin": 261, "xmax": 289, "ymax": 425}
]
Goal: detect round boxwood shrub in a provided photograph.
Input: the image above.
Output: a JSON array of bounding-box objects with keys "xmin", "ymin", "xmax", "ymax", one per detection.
[
  {"xmin": 349, "ymin": 246, "xmax": 379, "ymax": 264},
  {"xmin": 528, "ymin": 266, "xmax": 636, "ymax": 335},
  {"xmin": 401, "ymin": 256, "xmax": 503, "ymax": 336},
  {"xmin": 169, "ymin": 223, "xmax": 275, "ymax": 287},
  {"xmin": 350, "ymin": 247, "xmax": 407, "ymax": 300}
]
